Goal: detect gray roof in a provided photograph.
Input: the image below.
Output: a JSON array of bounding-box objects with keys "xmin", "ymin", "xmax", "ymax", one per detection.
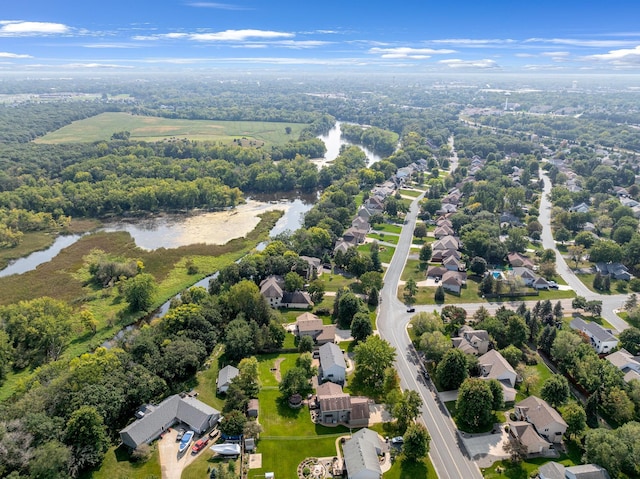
[
  {"xmin": 319, "ymin": 342, "xmax": 346, "ymax": 371},
  {"xmin": 570, "ymin": 318, "xmax": 617, "ymax": 343},
  {"xmin": 515, "ymin": 395, "xmax": 567, "ymax": 430},
  {"xmin": 478, "ymin": 349, "xmax": 516, "ymax": 382},
  {"xmin": 120, "ymin": 395, "xmax": 220, "ymax": 448},
  {"xmin": 566, "ymin": 464, "xmax": 611, "ymax": 479},
  {"xmin": 343, "ymin": 428, "xmax": 381, "ymax": 478},
  {"xmin": 538, "ymin": 461, "xmax": 566, "ymax": 479},
  {"xmin": 217, "ymin": 365, "xmax": 240, "ymax": 388}
]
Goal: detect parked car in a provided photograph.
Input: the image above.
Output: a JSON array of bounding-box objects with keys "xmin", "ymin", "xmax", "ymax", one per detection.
[
  {"xmin": 192, "ymin": 437, "xmax": 210, "ymax": 453},
  {"xmin": 391, "ymin": 436, "xmax": 404, "ymax": 444},
  {"xmin": 406, "ymin": 307, "xmax": 416, "ymax": 313},
  {"xmin": 548, "ymin": 281, "xmax": 559, "ymax": 289}
]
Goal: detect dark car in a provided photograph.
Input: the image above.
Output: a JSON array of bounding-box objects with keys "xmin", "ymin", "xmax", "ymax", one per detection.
[{"xmin": 406, "ymin": 307, "xmax": 416, "ymax": 313}]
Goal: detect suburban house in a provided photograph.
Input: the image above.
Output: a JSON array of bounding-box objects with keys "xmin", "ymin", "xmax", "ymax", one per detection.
[
  {"xmin": 443, "ymin": 254, "xmax": 464, "ymax": 272},
  {"xmin": 595, "ymin": 262, "xmax": 633, "ymax": 281},
  {"xmin": 426, "ymin": 265, "xmax": 448, "ymax": 280},
  {"xmin": 507, "ymin": 252, "xmax": 535, "ymax": 269},
  {"xmin": 351, "ymin": 216, "xmax": 370, "ymax": 232},
  {"xmin": 295, "ymin": 312, "xmax": 336, "ymax": 345},
  {"xmin": 319, "ymin": 342, "xmax": 347, "ymax": 384},
  {"xmin": 605, "ymin": 348, "xmax": 640, "ymax": 383},
  {"xmin": 120, "ymin": 395, "xmax": 220, "ymax": 449},
  {"xmin": 514, "ymin": 396, "xmax": 567, "ymax": 443},
  {"xmin": 342, "ymin": 428, "xmax": 383, "ymax": 479},
  {"xmin": 334, "ymin": 239, "xmax": 353, "ymax": 256},
  {"xmin": 569, "ymin": 202, "xmax": 590, "ymax": 214},
  {"xmin": 533, "ymin": 276, "xmax": 551, "ymax": 290},
  {"xmin": 478, "ymin": 349, "xmax": 517, "ymax": 401},
  {"xmin": 300, "ymin": 256, "xmax": 323, "ymax": 279},
  {"xmin": 507, "ymin": 421, "xmax": 551, "ymax": 455},
  {"xmin": 216, "ymin": 365, "xmax": 240, "ymax": 394},
  {"xmin": 434, "ymin": 224, "xmax": 455, "ymax": 238},
  {"xmin": 453, "ymin": 326, "xmax": 491, "ymax": 355},
  {"xmin": 436, "ymin": 218, "xmax": 453, "ymax": 229},
  {"xmin": 432, "ymin": 235, "xmax": 460, "ymax": 251},
  {"xmin": 259, "ymin": 275, "xmax": 314, "ymax": 309},
  {"xmin": 343, "ymin": 226, "xmax": 368, "ymax": 244},
  {"xmin": 538, "ymin": 462, "xmax": 611, "ymax": 479},
  {"xmin": 441, "ymin": 270, "xmax": 467, "ymax": 294},
  {"xmin": 510, "ymin": 267, "xmax": 539, "ymax": 287},
  {"xmin": 315, "ymin": 382, "xmax": 370, "ymax": 427},
  {"xmin": 364, "ymin": 196, "xmax": 385, "ymax": 212},
  {"xmin": 570, "ymin": 318, "xmax": 619, "ymax": 354},
  {"xmin": 431, "ymin": 248, "xmax": 461, "ymax": 263}
]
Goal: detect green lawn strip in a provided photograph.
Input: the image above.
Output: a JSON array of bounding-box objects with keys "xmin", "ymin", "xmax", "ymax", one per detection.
[
  {"xmin": 535, "ymin": 289, "xmax": 576, "ymax": 300},
  {"xmin": 182, "ymin": 454, "xmax": 239, "ymax": 479},
  {"xmin": 401, "ymin": 259, "xmax": 426, "ymax": 283},
  {"xmin": 372, "ymin": 224, "xmax": 403, "ymax": 235},
  {"xmin": 384, "ymin": 456, "xmax": 439, "ymax": 479},
  {"xmin": 323, "ymin": 273, "xmax": 356, "ymax": 292},
  {"xmin": 399, "ymin": 189, "xmax": 423, "ymax": 198},
  {"xmin": 191, "ymin": 345, "xmax": 226, "ymax": 411},
  {"xmin": 258, "ymin": 353, "xmax": 299, "ymax": 389},
  {"xmin": 357, "ymin": 243, "xmax": 395, "ymax": 264},
  {"xmin": 252, "ymin": 436, "xmax": 344, "ymax": 478},
  {"xmin": 354, "ymin": 193, "xmax": 364, "ymax": 209},
  {"xmin": 36, "ymin": 112, "xmax": 307, "ymax": 146},
  {"xmin": 514, "ymin": 360, "xmax": 554, "ymax": 402},
  {"xmin": 88, "ymin": 444, "xmax": 161, "ymax": 479},
  {"xmin": 408, "ymin": 277, "xmax": 484, "ymax": 305},
  {"xmin": 575, "ymin": 273, "xmax": 627, "ymax": 295},
  {"xmin": 368, "ymin": 233, "xmax": 400, "ymax": 245}
]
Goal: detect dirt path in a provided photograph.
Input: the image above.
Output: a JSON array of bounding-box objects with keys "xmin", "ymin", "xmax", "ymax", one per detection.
[{"xmin": 273, "ymin": 358, "xmax": 285, "ymax": 382}]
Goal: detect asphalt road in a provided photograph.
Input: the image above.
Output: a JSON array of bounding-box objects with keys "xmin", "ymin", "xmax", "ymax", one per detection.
[{"xmin": 377, "ymin": 194, "xmax": 483, "ymax": 479}]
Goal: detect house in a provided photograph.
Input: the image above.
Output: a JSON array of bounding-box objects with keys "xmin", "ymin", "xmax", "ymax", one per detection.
[
  {"xmin": 437, "ymin": 203, "xmax": 458, "ymax": 215},
  {"xmin": 343, "ymin": 227, "xmax": 368, "ymax": 244},
  {"xmin": 595, "ymin": 262, "xmax": 633, "ymax": 281},
  {"xmin": 247, "ymin": 399, "xmax": 259, "ymax": 418},
  {"xmin": 510, "ymin": 267, "xmax": 538, "ymax": 287},
  {"xmin": 441, "ymin": 270, "xmax": 467, "ymax": 294},
  {"xmin": 217, "ymin": 365, "xmax": 240, "ymax": 393},
  {"xmin": 605, "ymin": 348, "xmax": 640, "ymax": 383},
  {"xmin": 319, "ymin": 342, "xmax": 346, "ymax": 384},
  {"xmin": 351, "ymin": 216, "xmax": 370, "ymax": 231},
  {"xmin": 120, "ymin": 395, "xmax": 220, "ymax": 449},
  {"xmin": 300, "ymin": 256, "xmax": 323, "ymax": 278},
  {"xmin": 570, "ymin": 318, "xmax": 619, "ymax": 354},
  {"xmin": 342, "ymin": 428, "xmax": 383, "ymax": 479},
  {"xmin": 533, "ymin": 276, "xmax": 551, "ymax": 290},
  {"xmin": 514, "ymin": 396, "xmax": 567, "ymax": 443},
  {"xmin": 538, "ymin": 461, "xmax": 611, "ymax": 479},
  {"xmin": 507, "ymin": 421, "xmax": 551, "ymax": 455},
  {"xmin": 434, "ymin": 224, "xmax": 455, "ymax": 238},
  {"xmin": 295, "ymin": 312, "xmax": 335, "ymax": 344},
  {"xmin": 432, "ymin": 235, "xmax": 460, "ymax": 251},
  {"xmin": 569, "ymin": 202, "xmax": 590, "ymax": 214},
  {"xmin": 365, "ymin": 196, "xmax": 385, "ymax": 212},
  {"xmin": 357, "ymin": 207, "xmax": 374, "ymax": 221},
  {"xmin": 454, "ymin": 326, "xmax": 491, "ymax": 355},
  {"xmin": 500, "ymin": 213, "xmax": 523, "ymax": 226},
  {"xmin": 315, "ymin": 382, "xmax": 370, "ymax": 427},
  {"xmin": 507, "ymin": 252, "xmax": 535, "ymax": 269},
  {"xmin": 334, "ymin": 239, "xmax": 353, "ymax": 256},
  {"xmin": 426, "ymin": 265, "xmax": 448, "ymax": 279},
  {"xmin": 281, "ymin": 291, "xmax": 314, "ymax": 309},
  {"xmin": 260, "ymin": 275, "xmax": 284, "ymax": 308},
  {"xmin": 443, "ymin": 255, "xmax": 464, "ymax": 272},
  {"xmin": 582, "ymin": 222, "xmax": 597, "ymax": 233},
  {"xmin": 431, "ymin": 248, "xmax": 461, "ymax": 263},
  {"xmin": 436, "ymin": 218, "xmax": 453, "ymax": 229},
  {"xmin": 478, "ymin": 349, "xmax": 517, "ymax": 387}
]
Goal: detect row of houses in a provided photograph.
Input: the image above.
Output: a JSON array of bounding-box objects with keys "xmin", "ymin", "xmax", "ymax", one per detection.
[
  {"xmin": 426, "ymin": 216, "xmax": 467, "ymax": 294},
  {"xmin": 506, "ymin": 252, "xmax": 555, "ymax": 290}
]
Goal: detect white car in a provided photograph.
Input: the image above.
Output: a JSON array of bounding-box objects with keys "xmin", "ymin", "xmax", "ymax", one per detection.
[{"xmin": 391, "ymin": 436, "xmax": 404, "ymax": 444}]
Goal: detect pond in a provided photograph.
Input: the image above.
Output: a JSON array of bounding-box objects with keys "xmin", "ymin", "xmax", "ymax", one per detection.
[{"xmin": 0, "ymin": 234, "xmax": 84, "ymax": 278}]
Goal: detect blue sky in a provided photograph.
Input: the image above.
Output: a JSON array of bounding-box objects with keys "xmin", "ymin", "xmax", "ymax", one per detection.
[{"xmin": 1, "ymin": 0, "xmax": 640, "ymax": 73}]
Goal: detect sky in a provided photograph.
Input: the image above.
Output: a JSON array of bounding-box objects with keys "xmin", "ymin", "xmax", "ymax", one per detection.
[{"xmin": 1, "ymin": 0, "xmax": 640, "ymax": 73}]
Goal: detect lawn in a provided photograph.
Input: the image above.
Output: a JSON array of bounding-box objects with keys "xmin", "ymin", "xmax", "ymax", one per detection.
[
  {"xmin": 88, "ymin": 444, "xmax": 161, "ymax": 479},
  {"xmin": 401, "ymin": 259, "xmax": 427, "ymax": 283},
  {"xmin": 182, "ymin": 452, "xmax": 239, "ymax": 479},
  {"xmin": 323, "ymin": 273, "xmax": 357, "ymax": 292},
  {"xmin": 575, "ymin": 273, "xmax": 628, "ymax": 295},
  {"xmin": 35, "ymin": 112, "xmax": 307, "ymax": 146},
  {"xmin": 384, "ymin": 456, "xmax": 439, "ymax": 479},
  {"xmin": 372, "ymin": 223, "xmax": 403, "ymax": 235},
  {"xmin": 515, "ymin": 360, "xmax": 554, "ymax": 402},
  {"xmin": 358, "ymin": 243, "xmax": 395, "ymax": 264},
  {"xmin": 368, "ymin": 232, "xmax": 400, "ymax": 245},
  {"xmin": 399, "ymin": 189, "xmax": 424, "ymax": 198},
  {"xmin": 445, "ymin": 401, "xmax": 507, "ymax": 434},
  {"xmin": 408, "ymin": 277, "xmax": 484, "ymax": 305},
  {"xmin": 191, "ymin": 345, "xmax": 226, "ymax": 412}
]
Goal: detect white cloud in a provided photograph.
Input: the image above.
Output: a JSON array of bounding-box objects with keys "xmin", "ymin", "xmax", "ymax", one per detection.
[
  {"xmin": 515, "ymin": 53, "xmax": 536, "ymax": 58},
  {"xmin": 369, "ymin": 47, "xmax": 455, "ymax": 59},
  {"xmin": 431, "ymin": 38, "xmax": 516, "ymax": 46},
  {"xmin": 525, "ymin": 37, "xmax": 636, "ymax": 48},
  {"xmin": 186, "ymin": 2, "xmax": 251, "ymax": 10},
  {"xmin": 134, "ymin": 29, "xmax": 294, "ymax": 42},
  {"xmin": 0, "ymin": 52, "xmax": 32, "ymax": 58},
  {"xmin": 438, "ymin": 58, "xmax": 499, "ymax": 69},
  {"xmin": 271, "ymin": 40, "xmax": 332, "ymax": 49},
  {"xmin": 64, "ymin": 63, "xmax": 133, "ymax": 69},
  {"xmin": 0, "ymin": 21, "xmax": 69, "ymax": 36},
  {"xmin": 586, "ymin": 45, "xmax": 640, "ymax": 65},
  {"xmin": 81, "ymin": 43, "xmax": 140, "ymax": 49},
  {"xmin": 540, "ymin": 51, "xmax": 570, "ymax": 57}
]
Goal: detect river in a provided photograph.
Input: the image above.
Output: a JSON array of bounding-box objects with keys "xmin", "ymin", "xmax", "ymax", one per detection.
[{"xmin": 315, "ymin": 121, "xmax": 383, "ymax": 168}]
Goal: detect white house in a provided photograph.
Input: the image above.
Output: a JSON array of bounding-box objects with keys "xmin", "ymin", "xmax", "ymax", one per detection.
[
  {"xmin": 605, "ymin": 348, "xmax": 640, "ymax": 383},
  {"xmin": 570, "ymin": 318, "xmax": 619, "ymax": 354},
  {"xmin": 319, "ymin": 342, "xmax": 346, "ymax": 384},
  {"xmin": 508, "ymin": 421, "xmax": 550, "ymax": 455},
  {"xmin": 343, "ymin": 428, "xmax": 382, "ymax": 479},
  {"xmin": 216, "ymin": 365, "xmax": 239, "ymax": 394},
  {"xmin": 514, "ymin": 395, "xmax": 567, "ymax": 443},
  {"xmin": 478, "ymin": 350, "xmax": 517, "ymax": 388}
]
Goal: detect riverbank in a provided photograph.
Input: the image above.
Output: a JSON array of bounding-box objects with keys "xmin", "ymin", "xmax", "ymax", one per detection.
[{"xmin": 0, "ymin": 210, "xmax": 282, "ymax": 401}]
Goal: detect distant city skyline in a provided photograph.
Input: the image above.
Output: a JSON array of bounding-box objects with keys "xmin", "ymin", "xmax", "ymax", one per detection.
[{"xmin": 2, "ymin": 0, "xmax": 640, "ymax": 73}]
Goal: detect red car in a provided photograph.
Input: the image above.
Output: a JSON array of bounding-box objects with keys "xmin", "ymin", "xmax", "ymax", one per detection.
[{"xmin": 191, "ymin": 437, "xmax": 209, "ymax": 454}]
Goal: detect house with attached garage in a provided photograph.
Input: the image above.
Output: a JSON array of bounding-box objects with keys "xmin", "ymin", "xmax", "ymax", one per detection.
[
  {"xmin": 342, "ymin": 428, "xmax": 383, "ymax": 479},
  {"xmin": 605, "ymin": 348, "xmax": 640, "ymax": 383},
  {"xmin": 514, "ymin": 395, "xmax": 567, "ymax": 444},
  {"xmin": 319, "ymin": 342, "xmax": 347, "ymax": 385},
  {"xmin": 570, "ymin": 318, "xmax": 619, "ymax": 354},
  {"xmin": 478, "ymin": 349, "xmax": 517, "ymax": 402},
  {"xmin": 120, "ymin": 394, "xmax": 220, "ymax": 449}
]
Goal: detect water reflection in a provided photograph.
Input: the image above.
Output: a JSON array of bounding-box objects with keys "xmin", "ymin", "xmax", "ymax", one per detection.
[
  {"xmin": 0, "ymin": 234, "xmax": 83, "ymax": 278},
  {"xmin": 316, "ymin": 121, "xmax": 383, "ymax": 168}
]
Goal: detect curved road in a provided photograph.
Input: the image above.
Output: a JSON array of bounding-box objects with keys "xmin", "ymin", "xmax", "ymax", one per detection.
[{"xmin": 377, "ymin": 194, "xmax": 483, "ymax": 479}]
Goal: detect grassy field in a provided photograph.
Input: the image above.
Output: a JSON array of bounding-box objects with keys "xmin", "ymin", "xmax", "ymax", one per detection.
[
  {"xmin": 88, "ymin": 444, "xmax": 161, "ymax": 479},
  {"xmin": 575, "ymin": 273, "xmax": 628, "ymax": 295},
  {"xmin": 401, "ymin": 259, "xmax": 426, "ymax": 283},
  {"xmin": 372, "ymin": 223, "xmax": 403, "ymax": 235},
  {"xmin": 357, "ymin": 243, "xmax": 395, "ymax": 264},
  {"xmin": 368, "ymin": 232, "xmax": 400, "ymax": 245},
  {"xmin": 35, "ymin": 112, "xmax": 307, "ymax": 145},
  {"xmin": 399, "ymin": 189, "xmax": 424, "ymax": 198},
  {"xmin": 384, "ymin": 456, "xmax": 439, "ymax": 479},
  {"xmin": 0, "ymin": 211, "xmax": 281, "ymax": 401}
]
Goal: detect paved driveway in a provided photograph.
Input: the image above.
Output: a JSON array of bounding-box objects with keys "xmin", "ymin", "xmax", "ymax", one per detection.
[
  {"xmin": 460, "ymin": 425, "xmax": 509, "ymax": 468},
  {"xmin": 158, "ymin": 428, "xmax": 203, "ymax": 479}
]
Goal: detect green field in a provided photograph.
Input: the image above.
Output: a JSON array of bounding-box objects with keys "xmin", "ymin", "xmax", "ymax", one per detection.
[{"xmin": 35, "ymin": 112, "xmax": 307, "ymax": 145}]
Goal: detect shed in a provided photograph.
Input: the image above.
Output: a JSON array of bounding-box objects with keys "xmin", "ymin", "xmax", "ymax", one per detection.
[{"xmin": 247, "ymin": 399, "xmax": 259, "ymax": 418}]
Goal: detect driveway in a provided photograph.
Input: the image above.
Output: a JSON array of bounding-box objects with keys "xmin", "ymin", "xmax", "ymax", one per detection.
[
  {"xmin": 460, "ymin": 425, "xmax": 510, "ymax": 468},
  {"xmin": 158, "ymin": 428, "xmax": 204, "ymax": 479}
]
